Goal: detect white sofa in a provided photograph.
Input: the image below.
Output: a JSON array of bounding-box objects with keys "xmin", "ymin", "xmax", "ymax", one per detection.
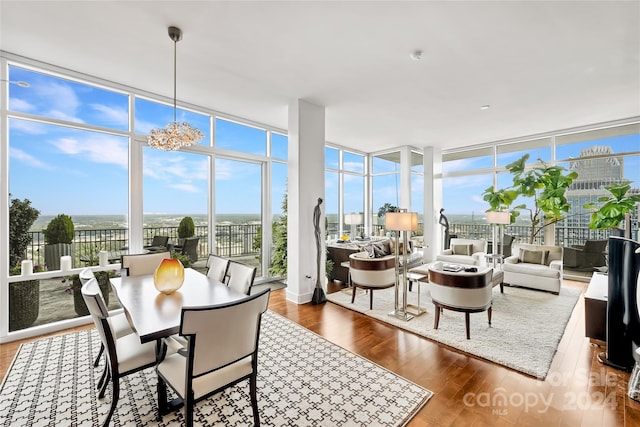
[
  {"xmin": 436, "ymin": 238, "xmax": 487, "ymax": 266},
  {"xmin": 502, "ymin": 243, "xmax": 563, "ymax": 294}
]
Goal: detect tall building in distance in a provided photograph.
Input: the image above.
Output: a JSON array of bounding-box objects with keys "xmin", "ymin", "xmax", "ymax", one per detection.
[{"xmin": 562, "ymin": 145, "xmax": 639, "ymax": 242}]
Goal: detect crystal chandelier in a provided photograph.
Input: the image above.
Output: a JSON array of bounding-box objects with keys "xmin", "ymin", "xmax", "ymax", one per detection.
[{"xmin": 148, "ymin": 26, "xmax": 203, "ymax": 151}]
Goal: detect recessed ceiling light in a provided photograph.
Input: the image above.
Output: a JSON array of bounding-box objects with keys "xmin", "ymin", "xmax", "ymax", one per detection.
[
  {"xmin": 480, "ymin": 105, "xmax": 491, "ymax": 110},
  {"xmin": 410, "ymin": 50, "xmax": 423, "ymax": 61}
]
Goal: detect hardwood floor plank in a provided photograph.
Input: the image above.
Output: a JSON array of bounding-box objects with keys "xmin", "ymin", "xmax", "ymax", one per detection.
[{"xmin": 1, "ymin": 278, "xmax": 638, "ymax": 426}]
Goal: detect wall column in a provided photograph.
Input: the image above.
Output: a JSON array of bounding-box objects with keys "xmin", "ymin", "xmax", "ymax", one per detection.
[
  {"xmin": 423, "ymin": 146, "xmax": 442, "ymax": 262},
  {"xmin": 287, "ymin": 99, "xmax": 325, "ymax": 304}
]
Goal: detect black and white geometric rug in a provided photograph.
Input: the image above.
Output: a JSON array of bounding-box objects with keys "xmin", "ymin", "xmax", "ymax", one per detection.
[{"xmin": 0, "ymin": 311, "xmax": 432, "ymax": 426}]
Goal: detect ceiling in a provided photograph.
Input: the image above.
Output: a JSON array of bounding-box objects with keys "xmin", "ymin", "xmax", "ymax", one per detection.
[{"xmin": 2, "ymin": 1, "xmax": 639, "ymax": 153}]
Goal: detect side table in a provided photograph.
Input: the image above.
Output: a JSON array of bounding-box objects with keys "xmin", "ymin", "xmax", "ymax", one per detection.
[
  {"xmin": 405, "ymin": 272, "xmax": 428, "ymax": 316},
  {"xmin": 484, "ymin": 253, "xmax": 504, "ymax": 269},
  {"xmin": 585, "ymin": 272, "xmax": 607, "ymax": 345}
]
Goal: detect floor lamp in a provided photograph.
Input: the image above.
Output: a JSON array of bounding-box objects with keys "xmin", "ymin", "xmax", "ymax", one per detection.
[
  {"xmin": 486, "ymin": 211, "xmax": 510, "ymax": 259},
  {"xmin": 385, "ymin": 209, "xmax": 419, "ymax": 321}
]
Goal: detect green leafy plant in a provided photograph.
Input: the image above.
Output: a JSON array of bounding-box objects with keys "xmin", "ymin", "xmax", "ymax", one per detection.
[
  {"xmin": 177, "ymin": 216, "xmax": 195, "ymax": 239},
  {"xmin": 9, "ymin": 194, "xmax": 40, "ymax": 268},
  {"xmin": 9, "ymin": 262, "xmax": 45, "ymax": 277},
  {"xmin": 171, "ymin": 250, "xmax": 192, "ymax": 269},
  {"xmin": 43, "ymin": 214, "xmax": 75, "ymax": 244},
  {"xmin": 482, "ymin": 154, "xmax": 578, "ymax": 244},
  {"xmin": 584, "ymin": 183, "xmax": 640, "ymax": 233},
  {"xmin": 269, "ymin": 192, "xmax": 288, "ymax": 277},
  {"xmin": 377, "ymin": 203, "xmax": 398, "ymax": 218}
]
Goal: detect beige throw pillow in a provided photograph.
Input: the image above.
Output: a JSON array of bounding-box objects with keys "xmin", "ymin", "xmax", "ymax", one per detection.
[
  {"xmin": 389, "ymin": 239, "xmax": 409, "ymax": 255},
  {"xmin": 519, "ymin": 248, "xmax": 549, "ymax": 265},
  {"xmin": 452, "ymin": 243, "xmax": 473, "ymax": 256}
]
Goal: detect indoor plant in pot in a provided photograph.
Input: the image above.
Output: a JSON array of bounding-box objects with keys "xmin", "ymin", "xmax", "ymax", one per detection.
[
  {"xmin": 177, "ymin": 216, "xmax": 195, "ymax": 244},
  {"xmin": 482, "ymin": 154, "xmax": 578, "ymax": 244},
  {"xmin": 43, "ymin": 214, "xmax": 75, "ymax": 271},
  {"xmin": 67, "ymin": 269, "xmax": 113, "ymax": 317},
  {"xmin": 584, "ymin": 182, "xmax": 640, "ymax": 239},
  {"xmin": 8, "ymin": 194, "xmax": 42, "ymax": 331}
]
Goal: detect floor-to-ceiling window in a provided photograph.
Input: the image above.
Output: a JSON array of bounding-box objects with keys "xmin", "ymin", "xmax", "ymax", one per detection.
[
  {"xmin": 2, "ymin": 56, "xmax": 287, "ymax": 338},
  {"xmin": 441, "ymin": 120, "xmax": 640, "ymax": 280},
  {"xmin": 411, "ymin": 151, "xmax": 424, "ymax": 237},
  {"xmin": 342, "ymin": 150, "xmax": 365, "ymax": 238},
  {"xmin": 371, "ymin": 151, "xmax": 401, "ymax": 235}
]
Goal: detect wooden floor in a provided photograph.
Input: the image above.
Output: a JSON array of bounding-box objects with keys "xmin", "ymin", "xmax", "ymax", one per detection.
[{"xmin": 1, "ymin": 279, "xmax": 639, "ymax": 426}]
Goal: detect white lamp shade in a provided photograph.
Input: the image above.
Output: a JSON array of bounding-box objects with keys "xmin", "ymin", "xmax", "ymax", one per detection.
[
  {"xmin": 344, "ymin": 213, "xmax": 362, "ymax": 225},
  {"xmin": 385, "ymin": 212, "xmax": 419, "ymax": 231},
  {"xmin": 486, "ymin": 211, "xmax": 510, "ymax": 225}
]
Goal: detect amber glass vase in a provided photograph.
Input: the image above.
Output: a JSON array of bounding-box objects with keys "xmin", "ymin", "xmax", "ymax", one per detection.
[{"xmin": 153, "ymin": 258, "xmax": 185, "ymax": 294}]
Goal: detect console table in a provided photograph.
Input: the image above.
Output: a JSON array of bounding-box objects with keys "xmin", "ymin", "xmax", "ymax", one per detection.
[{"xmin": 585, "ymin": 272, "xmax": 607, "ymax": 345}]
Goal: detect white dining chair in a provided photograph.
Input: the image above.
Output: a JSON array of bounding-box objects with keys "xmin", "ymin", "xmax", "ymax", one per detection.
[
  {"xmin": 156, "ymin": 288, "xmax": 270, "ymax": 427},
  {"xmin": 121, "ymin": 251, "xmax": 171, "ymax": 276},
  {"xmin": 225, "ymin": 261, "xmax": 257, "ymax": 295},
  {"xmin": 81, "ymin": 278, "xmax": 159, "ymax": 427},
  {"xmin": 79, "ymin": 268, "xmax": 134, "ymax": 373},
  {"xmin": 205, "ymin": 253, "xmax": 229, "ymax": 282}
]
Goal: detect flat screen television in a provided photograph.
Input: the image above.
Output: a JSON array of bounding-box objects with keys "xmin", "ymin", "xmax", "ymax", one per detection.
[{"xmin": 603, "ymin": 236, "xmax": 640, "ymax": 371}]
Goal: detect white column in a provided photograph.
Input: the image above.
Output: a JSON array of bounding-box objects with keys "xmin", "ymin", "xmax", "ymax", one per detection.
[
  {"xmin": 423, "ymin": 146, "xmax": 442, "ymax": 262},
  {"xmin": 399, "ymin": 147, "xmax": 412, "ymax": 210},
  {"xmin": 287, "ymin": 99, "xmax": 325, "ymax": 304}
]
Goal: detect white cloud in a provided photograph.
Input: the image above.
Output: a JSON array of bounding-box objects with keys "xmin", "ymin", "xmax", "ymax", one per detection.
[
  {"xmin": 8, "ymin": 119, "xmax": 48, "ymax": 135},
  {"xmin": 39, "ymin": 81, "xmax": 80, "ymax": 114},
  {"xmin": 90, "ymin": 104, "xmax": 128, "ymax": 125},
  {"xmin": 9, "ymin": 147, "xmax": 52, "ymax": 169},
  {"xmin": 47, "ymin": 109, "xmax": 84, "ymax": 123},
  {"xmin": 50, "ymin": 135, "xmax": 128, "ymax": 169},
  {"xmin": 215, "ymin": 159, "xmax": 234, "ymax": 180},
  {"xmin": 169, "ymin": 183, "xmax": 200, "ymax": 193},
  {"xmin": 9, "ymin": 97, "xmax": 36, "ymax": 112}
]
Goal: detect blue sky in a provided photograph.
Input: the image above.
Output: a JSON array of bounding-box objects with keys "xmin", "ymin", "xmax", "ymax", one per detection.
[
  {"xmin": 8, "ymin": 65, "xmax": 287, "ymax": 216},
  {"xmin": 443, "ymin": 135, "xmax": 640, "ymax": 215},
  {"xmin": 7, "ymin": 65, "xmax": 639, "ymax": 218}
]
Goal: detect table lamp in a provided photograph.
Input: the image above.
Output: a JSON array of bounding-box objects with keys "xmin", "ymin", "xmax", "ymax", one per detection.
[
  {"xmin": 344, "ymin": 213, "xmax": 362, "ymax": 238},
  {"xmin": 385, "ymin": 209, "xmax": 419, "ymax": 321}
]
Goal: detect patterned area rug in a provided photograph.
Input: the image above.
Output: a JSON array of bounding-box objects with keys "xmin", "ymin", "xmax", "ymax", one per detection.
[
  {"xmin": 328, "ymin": 284, "xmax": 581, "ymax": 379},
  {"xmin": 0, "ymin": 311, "xmax": 432, "ymax": 426}
]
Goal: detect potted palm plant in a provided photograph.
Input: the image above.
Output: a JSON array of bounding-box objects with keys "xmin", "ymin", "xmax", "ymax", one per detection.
[
  {"xmin": 584, "ymin": 182, "xmax": 640, "ymax": 239},
  {"xmin": 43, "ymin": 214, "xmax": 74, "ymax": 271}
]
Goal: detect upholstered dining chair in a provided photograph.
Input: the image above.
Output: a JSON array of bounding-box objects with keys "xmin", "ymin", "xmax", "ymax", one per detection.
[
  {"xmin": 121, "ymin": 251, "xmax": 171, "ymax": 276},
  {"xmin": 225, "ymin": 261, "xmax": 257, "ymax": 295},
  {"xmin": 348, "ymin": 251, "xmax": 396, "ymax": 310},
  {"xmin": 156, "ymin": 288, "xmax": 271, "ymax": 427},
  {"xmin": 81, "ymin": 278, "xmax": 159, "ymax": 427},
  {"xmin": 428, "ymin": 262, "xmax": 494, "ymax": 339},
  {"xmin": 79, "ymin": 268, "xmax": 134, "ymax": 373},
  {"xmin": 206, "ymin": 253, "xmax": 230, "ymax": 282}
]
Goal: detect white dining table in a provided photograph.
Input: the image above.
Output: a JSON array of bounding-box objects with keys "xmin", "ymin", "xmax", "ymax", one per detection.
[{"xmin": 110, "ymin": 268, "xmax": 247, "ymax": 343}]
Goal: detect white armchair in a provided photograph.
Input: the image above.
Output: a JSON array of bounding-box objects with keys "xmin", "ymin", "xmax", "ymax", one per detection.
[
  {"xmin": 349, "ymin": 252, "xmax": 396, "ymax": 310},
  {"xmin": 428, "ymin": 261, "xmax": 494, "ymax": 339},
  {"xmin": 502, "ymin": 243, "xmax": 563, "ymax": 294},
  {"xmin": 436, "ymin": 238, "xmax": 487, "ymax": 266}
]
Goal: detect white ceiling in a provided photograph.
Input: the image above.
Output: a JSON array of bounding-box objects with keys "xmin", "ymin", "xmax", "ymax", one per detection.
[{"xmin": 2, "ymin": 1, "xmax": 639, "ymax": 153}]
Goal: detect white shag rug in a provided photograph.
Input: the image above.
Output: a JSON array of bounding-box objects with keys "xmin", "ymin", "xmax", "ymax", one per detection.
[{"xmin": 327, "ymin": 283, "xmax": 581, "ymax": 379}]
